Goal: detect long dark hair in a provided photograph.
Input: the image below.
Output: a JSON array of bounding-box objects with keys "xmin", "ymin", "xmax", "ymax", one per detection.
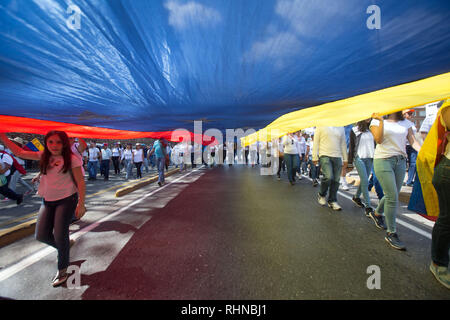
[
  {"xmin": 357, "ymin": 120, "xmax": 370, "ymax": 133},
  {"xmin": 40, "ymin": 131, "xmax": 73, "ymax": 175},
  {"xmin": 386, "ymin": 111, "xmax": 404, "ymax": 121}
]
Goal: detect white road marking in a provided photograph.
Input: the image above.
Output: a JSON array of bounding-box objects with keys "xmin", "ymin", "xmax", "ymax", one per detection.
[
  {"xmin": 303, "ymin": 175, "xmax": 433, "ymax": 239},
  {"xmin": 0, "ymin": 168, "xmax": 203, "ymax": 283}
]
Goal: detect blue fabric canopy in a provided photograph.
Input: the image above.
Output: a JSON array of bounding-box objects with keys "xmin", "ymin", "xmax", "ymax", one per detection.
[{"xmin": 1, "ymin": 0, "xmax": 449, "ymax": 133}]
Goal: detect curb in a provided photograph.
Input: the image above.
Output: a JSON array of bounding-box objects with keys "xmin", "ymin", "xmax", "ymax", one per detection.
[{"xmin": 0, "ymin": 169, "xmax": 180, "ymax": 249}]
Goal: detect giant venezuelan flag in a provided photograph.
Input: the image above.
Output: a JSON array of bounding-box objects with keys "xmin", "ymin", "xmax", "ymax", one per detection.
[{"xmin": 0, "ymin": 1, "xmax": 449, "ymax": 141}]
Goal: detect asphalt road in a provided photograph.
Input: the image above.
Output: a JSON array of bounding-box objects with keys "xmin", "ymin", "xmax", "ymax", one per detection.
[{"xmin": 0, "ymin": 165, "xmax": 448, "ymax": 299}]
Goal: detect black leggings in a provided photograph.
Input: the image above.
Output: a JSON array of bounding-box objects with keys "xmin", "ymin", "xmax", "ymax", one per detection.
[
  {"xmin": 35, "ymin": 193, "xmax": 78, "ymax": 271},
  {"xmin": 112, "ymin": 156, "xmax": 120, "ymax": 174},
  {"xmin": 135, "ymin": 162, "xmax": 143, "ymax": 178}
]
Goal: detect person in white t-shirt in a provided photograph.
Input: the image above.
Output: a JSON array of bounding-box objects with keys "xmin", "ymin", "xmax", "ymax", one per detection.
[
  {"xmin": 0, "ymin": 131, "xmax": 86, "ymax": 287},
  {"xmin": 348, "ymin": 119, "xmax": 375, "ymax": 216},
  {"xmin": 295, "ymin": 132, "xmax": 306, "ymax": 179},
  {"xmin": 276, "ymin": 138, "xmax": 285, "ymax": 180},
  {"xmin": 0, "ymin": 145, "xmax": 23, "ymax": 204},
  {"xmin": 281, "ymin": 133, "xmax": 299, "ymax": 185},
  {"xmin": 312, "ymin": 126, "xmax": 347, "ymax": 211},
  {"xmin": 8, "ymin": 137, "xmax": 35, "ymax": 195},
  {"xmin": 87, "ymin": 141, "xmax": 101, "ymax": 180},
  {"xmin": 100, "ymin": 143, "xmax": 112, "ymax": 181},
  {"xmin": 121, "ymin": 143, "xmax": 134, "ymax": 180},
  {"xmin": 400, "ymin": 109, "xmax": 420, "ymax": 186},
  {"xmin": 111, "ymin": 142, "xmax": 122, "ymax": 175},
  {"xmin": 369, "ymin": 112, "xmax": 421, "ymax": 251},
  {"xmin": 70, "ymin": 137, "xmax": 87, "ymax": 176},
  {"xmin": 133, "ymin": 143, "xmax": 144, "ymax": 179}
]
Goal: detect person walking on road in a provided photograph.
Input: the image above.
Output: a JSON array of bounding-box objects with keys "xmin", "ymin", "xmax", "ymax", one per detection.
[
  {"xmin": 312, "ymin": 126, "xmax": 348, "ymax": 211},
  {"xmin": 348, "ymin": 119, "xmax": 376, "ymax": 216},
  {"xmin": 281, "ymin": 133, "xmax": 299, "ymax": 185},
  {"xmin": 0, "ymin": 131, "xmax": 86, "ymax": 287},
  {"xmin": 133, "ymin": 143, "xmax": 144, "ymax": 179},
  {"xmin": 369, "ymin": 112, "xmax": 421, "ymax": 250},
  {"xmin": 121, "ymin": 143, "xmax": 134, "ymax": 180},
  {"xmin": 149, "ymin": 138, "xmax": 166, "ymax": 186},
  {"xmin": 417, "ymin": 100, "xmax": 450, "ymax": 289},
  {"xmin": 111, "ymin": 142, "xmax": 122, "ymax": 175},
  {"xmin": 87, "ymin": 141, "xmax": 101, "ymax": 180},
  {"xmin": 0, "ymin": 145, "xmax": 23, "ymax": 205},
  {"xmin": 100, "ymin": 143, "xmax": 112, "ymax": 181}
]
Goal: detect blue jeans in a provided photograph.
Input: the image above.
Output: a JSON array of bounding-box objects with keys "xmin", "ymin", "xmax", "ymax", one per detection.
[
  {"xmin": 123, "ymin": 159, "xmax": 133, "ymax": 179},
  {"xmin": 406, "ymin": 145, "xmax": 417, "ymax": 185},
  {"xmin": 100, "ymin": 160, "xmax": 110, "ymax": 180},
  {"xmin": 143, "ymin": 158, "xmax": 149, "ymax": 173},
  {"xmin": 354, "ymin": 156, "xmax": 373, "ymax": 208},
  {"xmin": 88, "ymin": 161, "xmax": 98, "ymax": 179},
  {"xmin": 156, "ymin": 157, "xmax": 165, "ymax": 183},
  {"xmin": 319, "ymin": 156, "xmax": 342, "ymax": 202},
  {"xmin": 284, "ymin": 154, "xmax": 299, "ymax": 183},
  {"xmin": 306, "ymin": 159, "xmax": 318, "ymax": 179},
  {"xmin": 374, "ymin": 156, "xmax": 406, "ymax": 234}
]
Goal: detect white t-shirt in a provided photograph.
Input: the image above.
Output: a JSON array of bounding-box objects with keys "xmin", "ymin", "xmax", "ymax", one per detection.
[
  {"xmin": 281, "ymin": 135, "xmax": 298, "ymax": 154},
  {"xmin": 122, "ymin": 149, "xmax": 133, "ymax": 161},
  {"xmin": 296, "ymin": 136, "xmax": 306, "ymax": 155},
  {"xmin": 370, "ymin": 119, "xmax": 408, "ymax": 159},
  {"xmin": 112, "ymin": 147, "xmax": 121, "ymax": 157},
  {"xmin": 307, "ymin": 141, "xmax": 313, "ymax": 159},
  {"xmin": 101, "ymin": 148, "xmax": 112, "ymax": 160},
  {"xmin": 38, "ymin": 154, "xmax": 82, "ymax": 201},
  {"xmin": 399, "ymin": 119, "xmax": 416, "ymax": 146},
  {"xmin": 278, "ymin": 142, "xmax": 284, "ymax": 153},
  {"xmin": 88, "ymin": 147, "xmax": 100, "ymax": 161},
  {"xmin": 312, "ymin": 126, "xmax": 348, "ymax": 161},
  {"xmin": 352, "ymin": 127, "xmax": 375, "ymax": 159},
  {"xmin": 0, "ymin": 152, "xmax": 13, "ymax": 176},
  {"xmin": 133, "ymin": 149, "xmax": 143, "ymax": 163}
]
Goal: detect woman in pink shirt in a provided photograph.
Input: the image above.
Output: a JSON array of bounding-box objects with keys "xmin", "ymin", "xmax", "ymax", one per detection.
[{"xmin": 0, "ymin": 131, "xmax": 86, "ymax": 287}]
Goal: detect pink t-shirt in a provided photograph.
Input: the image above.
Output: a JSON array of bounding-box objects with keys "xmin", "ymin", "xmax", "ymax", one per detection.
[{"xmin": 38, "ymin": 154, "xmax": 82, "ymax": 201}]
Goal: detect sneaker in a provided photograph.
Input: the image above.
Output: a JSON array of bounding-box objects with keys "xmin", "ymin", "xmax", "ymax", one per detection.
[
  {"xmin": 158, "ymin": 181, "xmax": 162, "ymax": 187},
  {"xmin": 364, "ymin": 207, "xmax": 374, "ymax": 217},
  {"xmin": 340, "ymin": 183, "xmax": 349, "ymax": 191},
  {"xmin": 296, "ymin": 173, "xmax": 302, "ymax": 180},
  {"xmin": 277, "ymin": 174, "xmax": 281, "ymax": 181},
  {"xmin": 16, "ymin": 194, "xmax": 23, "ymax": 205},
  {"xmin": 368, "ymin": 211, "xmax": 387, "ymax": 230},
  {"xmin": 312, "ymin": 179, "xmax": 319, "ymax": 187},
  {"xmin": 328, "ymin": 201, "xmax": 342, "ymax": 211},
  {"xmin": 52, "ymin": 269, "xmax": 69, "ymax": 287},
  {"xmin": 352, "ymin": 196, "xmax": 365, "ymax": 208},
  {"xmin": 385, "ymin": 232, "xmax": 406, "ymax": 250},
  {"xmin": 317, "ymin": 194, "xmax": 327, "ymax": 206},
  {"xmin": 429, "ymin": 262, "xmax": 450, "ymax": 289}
]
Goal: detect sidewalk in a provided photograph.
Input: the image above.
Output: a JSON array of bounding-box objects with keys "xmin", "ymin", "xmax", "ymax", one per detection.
[{"xmin": 0, "ymin": 165, "xmax": 180, "ymax": 248}]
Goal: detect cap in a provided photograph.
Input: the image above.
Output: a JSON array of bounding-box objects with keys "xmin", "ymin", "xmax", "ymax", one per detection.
[
  {"xmin": 13, "ymin": 137, "xmax": 24, "ymax": 145},
  {"xmin": 103, "ymin": 143, "xmax": 108, "ymax": 146},
  {"xmin": 403, "ymin": 109, "xmax": 415, "ymax": 114}
]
